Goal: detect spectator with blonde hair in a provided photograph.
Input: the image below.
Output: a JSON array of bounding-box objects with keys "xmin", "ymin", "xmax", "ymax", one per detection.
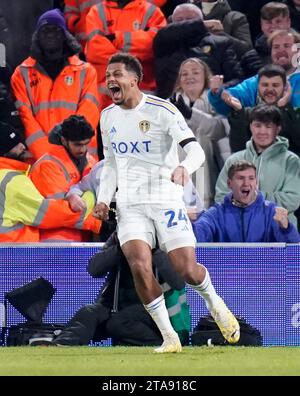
[
  {"xmin": 170, "ymin": 57, "xmax": 231, "ymax": 207},
  {"xmin": 153, "ymin": 2, "xmax": 243, "ymax": 99}
]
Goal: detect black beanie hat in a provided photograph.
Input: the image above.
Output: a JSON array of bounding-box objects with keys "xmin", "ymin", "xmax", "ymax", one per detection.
[
  {"xmin": 36, "ymin": 9, "xmax": 67, "ymax": 32},
  {"xmin": 0, "ymin": 122, "xmax": 22, "ymax": 156}
]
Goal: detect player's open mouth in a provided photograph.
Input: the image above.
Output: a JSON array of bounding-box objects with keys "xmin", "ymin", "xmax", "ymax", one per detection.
[
  {"xmin": 109, "ymin": 85, "xmax": 122, "ymax": 101},
  {"xmin": 241, "ymin": 189, "xmax": 250, "ymax": 197}
]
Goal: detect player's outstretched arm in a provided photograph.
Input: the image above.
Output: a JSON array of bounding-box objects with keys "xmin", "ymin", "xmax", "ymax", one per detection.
[
  {"xmin": 171, "ymin": 166, "xmax": 189, "ymax": 186},
  {"xmin": 96, "ymin": 124, "xmax": 117, "ymax": 209},
  {"xmin": 179, "ymin": 140, "xmax": 205, "ymax": 175}
]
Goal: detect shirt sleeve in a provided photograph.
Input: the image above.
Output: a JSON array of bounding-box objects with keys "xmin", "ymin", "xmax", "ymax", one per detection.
[
  {"xmin": 164, "ymin": 106, "xmax": 205, "ymax": 173},
  {"xmin": 96, "ymin": 115, "xmax": 118, "ymax": 206},
  {"xmin": 166, "ymin": 105, "xmax": 196, "ymax": 143}
]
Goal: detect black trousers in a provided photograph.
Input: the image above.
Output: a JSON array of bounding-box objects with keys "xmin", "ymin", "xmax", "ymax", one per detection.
[
  {"xmin": 54, "ymin": 302, "xmax": 110, "ymax": 346},
  {"xmin": 105, "ymin": 304, "xmax": 163, "ymax": 346},
  {"xmin": 54, "ymin": 302, "xmax": 162, "ymax": 346}
]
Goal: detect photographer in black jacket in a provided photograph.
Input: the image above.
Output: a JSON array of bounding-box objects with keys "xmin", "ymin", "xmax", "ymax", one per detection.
[{"xmin": 48, "ymin": 232, "xmax": 190, "ymax": 346}]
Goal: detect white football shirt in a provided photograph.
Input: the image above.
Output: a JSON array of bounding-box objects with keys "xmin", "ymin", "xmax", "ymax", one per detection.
[{"xmin": 98, "ymin": 93, "xmax": 199, "ymax": 206}]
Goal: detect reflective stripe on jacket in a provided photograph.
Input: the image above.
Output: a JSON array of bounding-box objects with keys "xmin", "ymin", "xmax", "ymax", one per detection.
[
  {"xmin": 11, "ymin": 55, "xmax": 100, "ymax": 160},
  {"xmin": 0, "ymin": 158, "xmax": 101, "ymax": 242},
  {"xmin": 85, "ymin": 0, "xmax": 166, "ymax": 109},
  {"xmin": 29, "ymin": 146, "xmax": 97, "ymax": 241},
  {"xmin": 150, "ymin": 0, "xmax": 167, "ymax": 6},
  {"xmin": 64, "ymin": 0, "xmax": 100, "ymax": 48}
]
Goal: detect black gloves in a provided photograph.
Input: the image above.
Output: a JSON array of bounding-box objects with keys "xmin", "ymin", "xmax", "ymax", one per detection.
[{"xmin": 170, "ymin": 94, "xmax": 192, "ymax": 120}]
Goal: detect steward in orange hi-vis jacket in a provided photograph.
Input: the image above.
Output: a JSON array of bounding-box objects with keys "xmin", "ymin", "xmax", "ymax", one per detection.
[
  {"xmin": 0, "ymin": 121, "xmax": 101, "ymax": 243},
  {"xmin": 29, "ymin": 115, "xmax": 98, "ymax": 242},
  {"xmin": 11, "ymin": 9, "xmax": 100, "ymax": 161},
  {"xmin": 85, "ymin": 0, "xmax": 166, "ymax": 110},
  {"xmin": 150, "ymin": 0, "xmax": 167, "ymax": 7},
  {"xmin": 64, "ymin": 0, "xmax": 167, "ymax": 49},
  {"xmin": 64, "ymin": 1, "xmax": 167, "ymax": 49},
  {"xmin": 64, "ymin": 0, "xmax": 101, "ymax": 49}
]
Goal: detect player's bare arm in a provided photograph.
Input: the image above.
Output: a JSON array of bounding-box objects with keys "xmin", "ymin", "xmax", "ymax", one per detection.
[
  {"xmin": 93, "ymin": 202, "xmax": 109, "ymax": 221},
  {"xmin": 171, "ymin": 166, "xmax": 189, "ymax": 186}
]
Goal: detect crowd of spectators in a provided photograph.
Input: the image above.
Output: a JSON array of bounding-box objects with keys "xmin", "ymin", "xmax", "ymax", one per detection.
[
  {"xmin": 0, "ymin": 0, "xmax": 300, "ymax": 242},
  {"xmin": 1, "ymin": 0, "xmax": 300, "ymax": 351}
]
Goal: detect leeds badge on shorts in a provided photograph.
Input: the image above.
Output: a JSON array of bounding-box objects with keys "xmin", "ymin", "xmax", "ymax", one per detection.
[{"xmin": 139, "ymin": 120, "xmax": 150, "ymax": 133}]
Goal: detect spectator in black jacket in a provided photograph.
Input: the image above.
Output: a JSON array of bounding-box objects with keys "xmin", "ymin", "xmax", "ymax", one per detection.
[
  {"xmin": 227, "ymin": 0, "xmax": 274, "ymax": 42},
  {"xmin": 241, "ymin": 2, "xmax": 291, "ymax": 78},
  {"xmin": 283, "ymin": 0, "xmax": 300, "ymax": 32},
  {"xmin": 0, "ymin": 65, "xmax": 24, "ymax": 137},
  {"xmin": 0, "ymin": 0, "xmax": 54, "ymax": 69},
  {"xmin": 153, "ymin": 2, "xmax": 243, "ymax": 99},
  {"xmin": 196, "ymin": 0, "xmax": 253, "ymax": 58},
  {"xmin": 162, "ymin": 0, "xmax": 187, "ymax": 18}
]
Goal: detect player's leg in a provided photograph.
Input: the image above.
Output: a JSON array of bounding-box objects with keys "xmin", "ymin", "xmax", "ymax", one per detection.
[
  {"xmin": 167, "ymin": 246, "xmax": 240, "ymax": 344},
  {"xmin": 121, "ymin": 239, "xmax": 161, "ymax": 303},
  {"xmin": 117, "ymin": 205, "xmax": 182, "ymax": 353},
  {"xmin": 121, "ymin": 239, "xmax": 182, "ymax": 353},
  {"xmin": 155, "ymin": 205, "xmax": 240, "ymax": 344}
]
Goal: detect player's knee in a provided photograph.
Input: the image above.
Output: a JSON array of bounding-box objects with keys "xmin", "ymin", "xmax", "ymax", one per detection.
[
  {"xmin": 181, "ymin": 265, "xmax": 203, "ymax": 285},
  {"xmin": 127, "ymin": 255, "xmax": 151, "ymax": 276}
]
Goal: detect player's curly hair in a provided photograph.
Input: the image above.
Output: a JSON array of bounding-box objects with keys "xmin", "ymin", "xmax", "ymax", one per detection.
[
  {"xmin": 108, "ymin": 52, "xmax": 143, "ymax": 83},
  {"xmin": 61, "ymin": 115, "xmax": 94, "ymax": 141}
]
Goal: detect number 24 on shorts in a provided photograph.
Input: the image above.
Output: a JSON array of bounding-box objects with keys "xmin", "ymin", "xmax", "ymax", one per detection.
[{"xmin": 164, "ymin": 209, "xmax": 188, "ymax": 228}]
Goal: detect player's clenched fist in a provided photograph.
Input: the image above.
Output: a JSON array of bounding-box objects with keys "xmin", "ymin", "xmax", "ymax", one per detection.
[
  {"xmin": 273, "ymin": 207, "xmax": 289, "ymax": 229},
  {"xmin": 171, "ymin": 166, "xmax": 189, "ymax": 186},
  {"xmin": 93, "ymin": 202, "xmax": 109, "ymax": 221}
]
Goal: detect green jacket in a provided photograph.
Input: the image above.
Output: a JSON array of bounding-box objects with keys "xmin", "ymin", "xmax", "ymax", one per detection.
[
  {"xmin": 228, "ymin": 105, "xmax": 300, "ymax": 156},
  {"xmin": 215, "ymin": 136, "xmax": 300, "ymax": 226},
  {"xmin": 164, "ymin": 288, "xmax": 190, "ymax": 345}
]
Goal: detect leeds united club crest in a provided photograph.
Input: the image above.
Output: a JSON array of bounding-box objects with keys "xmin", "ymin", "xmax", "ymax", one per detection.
[
  {"xmin": 139, "ymin": 120, "xmax": 150, "ymax": 133},
  {"xmin": 65, "ymin": 76, "xmax": 74, "ymax": 86}
]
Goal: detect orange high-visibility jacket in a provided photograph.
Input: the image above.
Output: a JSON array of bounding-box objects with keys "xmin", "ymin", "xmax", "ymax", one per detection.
[
  {"xmin": 85, "ymin": 0, "xmax": 166, "ymax": 109},
  {"xmin": 64, "ymin": 0, "xmax": 100, "ymax": 48},
  {"xmin": 29, "ymin": 146, "xmax": 97, "ymax": 241},
  {"xmin": 65, "ymin": 0, "xmax": 167, "ymax": 48},
  {"xmin": 0, "ymin": 157, "xmax": 101, "ymax": 242},
  {"xmin": 11, "ymin": 55, "xmax": 100, "ymax": 160},
  {"xmin": 150, "ymin": 0, "xmax": 167, "ymax": 7}
]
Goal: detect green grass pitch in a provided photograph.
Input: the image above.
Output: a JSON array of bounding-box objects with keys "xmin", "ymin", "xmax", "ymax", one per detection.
[{"xmin": 0, "ymin": 346, "xmax": 299, "ymax": 376}]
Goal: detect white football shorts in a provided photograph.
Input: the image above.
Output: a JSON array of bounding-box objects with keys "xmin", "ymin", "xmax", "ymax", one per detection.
[{"xmin": 117, "ymin": 203, "xmax": 196, "ymax": 252}]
